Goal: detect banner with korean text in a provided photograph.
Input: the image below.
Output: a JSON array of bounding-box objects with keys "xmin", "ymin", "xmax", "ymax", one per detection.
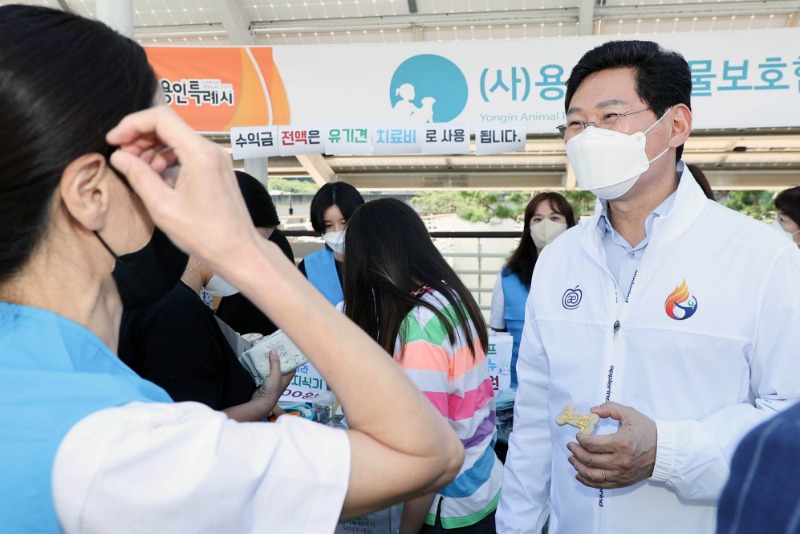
[{"xmin": 147, "ymin": 28, "xmax": 799, "ymax": 136}]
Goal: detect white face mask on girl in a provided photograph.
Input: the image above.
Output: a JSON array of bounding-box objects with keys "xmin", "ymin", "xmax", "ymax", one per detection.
[
  {"xmin": 565, "ymin": 107, "xmax": 672, "ymax": 200},
  {"xmin": 771, "ymin": 219, "xmax": 800, "ymax": 242},
  {"xmin": 530, "ymin": 219, "xmax": 568, "ymax": 249},
  {"xmin": 204, "ymin": 273, "xmax": 239, "ymax": 297},
  {"xmin": 323, "ymin": 229, "xmax": 346, "ymax": 255}
]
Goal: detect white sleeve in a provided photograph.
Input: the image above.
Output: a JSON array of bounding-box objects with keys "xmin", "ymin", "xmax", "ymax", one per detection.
[
  {"xmin": 489, "ymin": 271, "xmax": 506, "ymax": 331},
  {"xmin": 651, "ymin": 245, "xmax": 800, "ymax": 502},
  {"xmin": 53, "ymin": 401, "xmax": 350, "ymax": 534},
  {"xmin": 496, "ymin": 290, "xmax": 551, "ymax": 533}
]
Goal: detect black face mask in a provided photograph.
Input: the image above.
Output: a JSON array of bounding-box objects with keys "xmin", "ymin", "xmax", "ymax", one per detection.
[{"xmin": 95, "ymin": 227, "xmax": 188, "ymax": 310}]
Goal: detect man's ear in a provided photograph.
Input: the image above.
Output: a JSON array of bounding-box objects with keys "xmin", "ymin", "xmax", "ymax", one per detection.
[
  {"xmin": 59, "ymin": 153, "xmax": 113, "ymax": 231},
  {"xmin": 668, "ymin": 104, "xmax": 692, "ymax": 149}
]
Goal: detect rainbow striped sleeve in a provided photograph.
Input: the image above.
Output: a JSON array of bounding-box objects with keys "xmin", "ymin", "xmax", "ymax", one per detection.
[{"xmin": 394, "ymin": 290, "xmax": 502, "ymax": 528}]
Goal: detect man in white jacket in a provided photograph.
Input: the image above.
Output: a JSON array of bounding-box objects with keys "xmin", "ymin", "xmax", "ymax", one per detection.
[{"xmin": 497, "ymin": 40, "xmax": 800, "ymax": 534}]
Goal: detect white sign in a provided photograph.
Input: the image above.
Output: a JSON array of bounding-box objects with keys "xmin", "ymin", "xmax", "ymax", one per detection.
[
  {"xmin": 230, "ymin": 126, "xmax": 280, "ymax": 159},
  {"xmin": 279, "ymin": 362, "xmax": 327, "ymax": 403},
  {"xmin": 420, "ymin": 124, "xmax": 471, "ymax": 155},
  {"xmin": 335, "ymin": 506, "xmax": 401, "ymax": 534},
  {"xmin": 323, "ymin": 125, "xmax": 373, "ymax": 155},
  {"xmin": 277, "ymin": 126, "xmax": 324, "ymax": 156},
  {"xmin": 269, "ymin": 29, "xmax": 800, "ymax": 132},
  {"xmin": 372, "ymin": 125, "xmax": 421, "ymax": 155},
  {"xmin": 487, "ymin": 334, "xmax": 513, "ymax": 396},
  {"xmin": 476, "ymin": 124, "xmax": 527, "ymax": 155}
]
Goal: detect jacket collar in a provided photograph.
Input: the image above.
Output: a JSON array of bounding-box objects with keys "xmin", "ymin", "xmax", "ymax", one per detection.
[{"xmin": 580, "ymin": 161, "xmax": 709, "ymax": 266}]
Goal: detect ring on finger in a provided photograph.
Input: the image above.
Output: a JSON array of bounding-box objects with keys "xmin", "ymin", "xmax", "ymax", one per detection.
[{"xmin": 602, "ymin": 470, "xmax": 607, "ymax": 484}]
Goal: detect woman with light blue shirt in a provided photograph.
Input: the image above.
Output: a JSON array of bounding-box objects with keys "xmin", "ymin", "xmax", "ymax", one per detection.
[
  {"xmin": 490, "ymin": 192, "xmax": 576, "ymax": 389},
  {"xmin": 298, "ymin": 181, "xmax": 365, "ymax": 305},
  {"xmin": 0, "ymin": 6, "xmax": 463, "ymax": 531}
]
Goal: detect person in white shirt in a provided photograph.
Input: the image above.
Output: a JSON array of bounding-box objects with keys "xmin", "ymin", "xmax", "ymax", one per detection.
[
  {"xmin": 497, "ymin": 39, "xmax": 800, "ymax": 534},
  {"xmin": 0, "ymin": 6, "xmax": 463, "ymax": 533}
]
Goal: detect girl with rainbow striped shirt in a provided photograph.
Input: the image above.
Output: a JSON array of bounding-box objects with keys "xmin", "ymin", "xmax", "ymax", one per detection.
[{"xmin": 343, "ymin": 198, "xmax": 503, "ymax": 533}]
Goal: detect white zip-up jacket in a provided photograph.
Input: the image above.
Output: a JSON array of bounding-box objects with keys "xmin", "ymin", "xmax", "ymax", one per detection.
[{"xmin": 498, "ymin": 165, "xmax": 800, "ymax": 534}]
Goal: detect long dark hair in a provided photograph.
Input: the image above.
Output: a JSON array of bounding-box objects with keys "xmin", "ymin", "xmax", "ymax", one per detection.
[
  {"xmin": 0, "ymin": 5, "xmax": 157, "ymax": 287},
  {"xmin": 505, "ymin": 192, "xmax": 576, "ymax": 288},
  {"xmin": 343, "ymin": 198, "xmax": 487, "ymax": 357}
]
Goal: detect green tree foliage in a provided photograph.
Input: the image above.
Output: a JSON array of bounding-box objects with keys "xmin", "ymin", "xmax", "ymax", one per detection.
[
  {"xmin": 411, "ymin": 190, "xmax": 593, "ymax": 222},
  {"xmin": 412, "ymin": 191, "xmax": 523, "ymax": 222},
  {"xmin": 561, "ymin": 191, "xmax": 596, "ymax": 219},
  {"xmin": 719, "ymin": 190, "xmax": 776, "ymax": 220},
  {"xmin": 267, "ymin": 177, "xmax": 319, "ymax": 194}
]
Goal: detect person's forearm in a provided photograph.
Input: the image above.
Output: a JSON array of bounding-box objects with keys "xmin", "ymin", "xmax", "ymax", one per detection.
[
  {"xmin": 214, "ymin": 239, "xmax": 450, "ymax": 440},
  {"xmin": 400, "ymin": 492, "xmax": 436, "ymax": 534},
  {"xmin": 222, "ymin": 397, "xmax": 273, "ymax": 423},
  {"xmin": 215, "ymin": 239, "xmax": 463, "ymax": 505},
  {"xmin": 106, "ymin": 106, "xmax": 462, "ymax": 521}
]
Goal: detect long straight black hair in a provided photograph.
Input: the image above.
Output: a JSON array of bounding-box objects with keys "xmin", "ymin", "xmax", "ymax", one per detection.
[
  {"xmin": 0, "ymin": 5, "xmax": 157, "ymax": 287},
  {"xmin": 343, "ymin": 198, "xmax": 487, "ymax": 358}
]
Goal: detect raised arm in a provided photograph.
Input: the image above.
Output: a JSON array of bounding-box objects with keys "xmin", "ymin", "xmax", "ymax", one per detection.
[{"xmin": 106, "ymin": 106, "xmax": 464, "ymax": 518}]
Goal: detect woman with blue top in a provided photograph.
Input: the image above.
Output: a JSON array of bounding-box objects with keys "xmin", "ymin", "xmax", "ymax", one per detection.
[
  {"xmin": 490, "ymin": 192, "xmax": 576, "ymax": 389},
  {"xmin": 298, "ymin": 181, "xmax": 365, "ymax": 305},
  {"xmin": 0, "ymin": 6, "xmax": 463, "ymax": 532}
]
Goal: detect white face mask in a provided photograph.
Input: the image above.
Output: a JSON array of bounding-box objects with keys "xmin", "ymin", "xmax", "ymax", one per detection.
[
  {"xmin": 530, "ymin": 219, "xmax": 568, "ymax": 249},
  {"xmin": 204, "ymin": 273, "xmax": 238, "ymax": 297},
  {"xmin": 565, "ymin": 108, "xmax": 671, "ymax": 200},
  {"xmin": 323, "ymin": 229, "xmax": 346, "ymax": 255}
]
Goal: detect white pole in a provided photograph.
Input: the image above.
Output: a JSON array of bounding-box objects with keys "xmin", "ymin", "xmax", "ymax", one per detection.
[
  {"xmin": 244, "ymin": 158, "xmax": 269, "ymax": 189},
  {"xmin": 96, "ymin": 0, "xmax": 133, "ymax": 38}
]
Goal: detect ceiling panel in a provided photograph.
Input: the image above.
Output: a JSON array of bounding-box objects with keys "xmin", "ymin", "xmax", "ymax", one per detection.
[
  {"xmin": 242, "ymin": 0, "xmax": 405, "ymax": 21},
  {"xmin": 66, "ymin": 0, "xmax": 222, "ymax": 25},
  {"xmin": 419, "ymin": 0, "xmax": 580, "ymax": 12}
]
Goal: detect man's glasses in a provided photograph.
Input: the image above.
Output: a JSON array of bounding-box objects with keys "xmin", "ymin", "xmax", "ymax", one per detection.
[{"xmin": 557, "ymin": 108, "xmax": 651, "ymax": 139}]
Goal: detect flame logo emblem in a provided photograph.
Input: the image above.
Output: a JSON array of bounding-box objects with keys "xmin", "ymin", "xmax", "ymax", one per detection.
[{"xmin": 664, "ymin": 279, "xmax": 698, "ymax": 320}]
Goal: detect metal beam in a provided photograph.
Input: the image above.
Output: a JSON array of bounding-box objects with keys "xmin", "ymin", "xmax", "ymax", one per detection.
[
  {"xmin": 248, "ymin": 2, "xmax": 797, "ymax": 34},
  {"xmin": 411, "ymin": 23, "xmax": 425, "ymax": 42},
  {"xmin": 250, "ymin": 9, "xmax": 577, "ymax": 34},
  {"xmin": 578, "ymin": 0, "xmax": 595, "ymax": 36},
  {"xmin": 595, "ymin": 1, "xmax": 800, "ymax": 20},
  {"xmin": 296, "ymin": 154, "xmax": 336, "ymax": 186},
  {"xmin": 56, "ymin": 0, "xmax": 73, "ymax": 13},
  {"xmin": 704, "ymin": 170, "xmax": 800, "ymax": 190},
  {"xmin": 318, "ymin": 168, "xmax": 800, "ymax": 191},
  {"xmin": 561, "ymin": 164, "xmax": 577, "ymax": 190},
  {"xmin": 213, "ymin": 0, "xmax": 255, "ymax": 45},
  {"xmin": 336, "ymin": 172, "xmax": 565, "ymax": 191},
  {"xmin": 136, "ymin": 2, "xmax": 799, "ymax": 42},
  {"xmin": 134, "ymin": 23, "xmax": 227, "ymax": 39}
]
